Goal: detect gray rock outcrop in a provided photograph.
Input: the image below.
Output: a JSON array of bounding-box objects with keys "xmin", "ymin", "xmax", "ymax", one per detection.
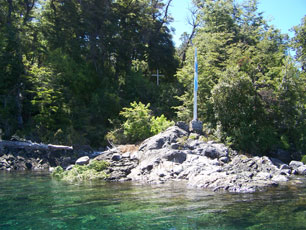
[
  {"xmin": 94, "ymin": 148, "xmax": 138, "ymax": 181},
  {"xmin": 123, "ymin": 125, "xmax": 303, "ymax": 193}
]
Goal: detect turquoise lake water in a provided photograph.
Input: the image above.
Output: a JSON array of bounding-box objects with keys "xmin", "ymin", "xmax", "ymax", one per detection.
[{"xmin": 0, "ymin": 171, "xmax": 306, "ymax": 230}]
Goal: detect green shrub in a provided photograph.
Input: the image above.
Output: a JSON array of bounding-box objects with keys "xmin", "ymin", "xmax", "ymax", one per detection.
[
  {"xmin": 51, "ymin": 160, "xmax": 109, "ymax": 182},
  {"xmin": 302, "ymin": 155, "xmax": 306, "ymax": 165},
  {"xmin": 107, "ymin": 101, "xmax": 173, "ymax": 144},
  {"xmin": 150, "ymin": 115, "xmax": 174, "ymax": 135},
  {"xmin": 87, "ymin": 160, "xmax": 110, "ymax": 172},
  {"xmin": 120, "ymin": 101, "xmax": 152, "ymax": 143}
]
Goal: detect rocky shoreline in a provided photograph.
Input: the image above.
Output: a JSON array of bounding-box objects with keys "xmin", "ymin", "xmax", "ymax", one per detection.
[
  {"xmin": 0, "ymin": 140, "xmax": 92, "ymax": 171},
  {"xmin": 1, "ymin": 125, "xmax": 306, "ymax": 193},
  {"xmin": 97, "ymin": 125, "xmax": 306, "ymax": 193}
]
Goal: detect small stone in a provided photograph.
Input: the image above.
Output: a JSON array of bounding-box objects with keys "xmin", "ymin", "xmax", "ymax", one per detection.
[
  {"xmin": 220, "ymin": 156, "xmax": 229, "ymax": 163},
  {"xmin": 272, "ymin": 175, "xmax": 289, "ymax": 182},
  {"xmin": 280, "ymin": 169, "xmax": 291, "ymax": 175},
  {"xmin": 159, "ymin": 172, "xmax": 166, "ymax": 177},
  {"xmin": 170, "ymin": 143, "xmax": 180, "ymax": 150},
  {"xmin": 189, "ymin": 120, "xmax": 203, "ymax": 134},
  {"xmin": 65, "ymin": 165, "xmax": 74, "ymax": 171},
  {"xmin": 122, "ymin": 152, "xmax": 130, "ymax": 158},
  {"xmin": 297, "ymin": 165, "xmax": 306, "ymax": 175},
  {"xmin": 75, "ymin": 156, "xmax": 90, "ymax": 165},
  {"xmin": 111, "ymin": 153, "xmax": 121, "ymax": 161},
  {"xmin": 211, "ymin": 159, "xmax": 220, "ymax": 166},
  {"xmin": 256, "ymin": 172, "xmax": 272, "ymax": 180},
  {"xmin": 146, "ymin": 164, "xmax": 153, "ymax": 171}
]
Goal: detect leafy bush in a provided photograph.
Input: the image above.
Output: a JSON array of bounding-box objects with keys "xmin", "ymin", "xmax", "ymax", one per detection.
[
  {"xmin": 120, "ymin": 101, "xmax": 152, "ymax": 143},
  {"xmin": 51, "ymin": 160, "xmax": 109, "ymax": 182},
  {"xmin": 302, "ymin": 155, "xmax": 306, "ymax": 165},
  {"xmin": 150, "ymin": 115, "xmax": 174, "ymax": 135},
  {"xmin": 107, "ymin": 101, "xmax": 173, "ymax": 144}
]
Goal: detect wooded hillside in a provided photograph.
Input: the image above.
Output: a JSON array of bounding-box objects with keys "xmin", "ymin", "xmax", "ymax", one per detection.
[{"xmin": 0, "ymin": 0, "xmax": 305, "ymax": 157}]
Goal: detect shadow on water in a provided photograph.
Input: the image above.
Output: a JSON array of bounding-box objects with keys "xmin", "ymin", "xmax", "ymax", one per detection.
[{"xmin": 0, "ymin": 171, "xmax": 306, "ymax": 230}]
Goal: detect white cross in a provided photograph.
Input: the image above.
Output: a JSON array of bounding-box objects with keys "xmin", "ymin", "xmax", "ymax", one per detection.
[{"xmin": 151, "ymin": 69, "xmax": 164, "ymax": 86}]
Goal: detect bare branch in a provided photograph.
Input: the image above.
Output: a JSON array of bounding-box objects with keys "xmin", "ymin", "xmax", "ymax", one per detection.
[
  {"xmin": 155, "ymin": 0, "xmax": 173, "ymax": 33},
  {"xmin": 162, "ymin": 0, "xmax": 172, "ymax": 24},
  {"xmin": 181, "ymin": 6, "xmax": 199, "ymax": 63}
]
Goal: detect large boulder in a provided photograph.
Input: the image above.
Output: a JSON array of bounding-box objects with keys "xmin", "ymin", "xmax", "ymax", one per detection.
[
  {"xmin": 194, "ymin": 142, "xmax": 229, "ymax": 159},
  {"xmin": 163, "ymin": 150, "xmax": 187, "ymax": 164},
  {"xmin": 289, "ymin": 160, "xmax": 304, "ymax": 170},
  {"xmin": 138, "ymin": 126, "xmax": 188, "ymax": 152}
]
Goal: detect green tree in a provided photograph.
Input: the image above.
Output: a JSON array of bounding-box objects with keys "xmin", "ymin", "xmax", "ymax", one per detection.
[
  {"xmin": 0, "ymin": 0, "xmax": 178, "ymax": 147},
  {"xmin": 292, "ymin": 16, "xmax": 306, "ymax": 72},
  {"xmin": 176, "ymin": 0, "xmax": 304, "ymax": 154},
  {"xmin": 37, "ymin": 0, "xmax": 178, "ymax": 146},
  {"xmin": 0, "ymin": 0, "xmax": 39, "ymax": 138},
  {"xmin": 107, "ymin": 101, "xmax": 173, "ymax": 144}
]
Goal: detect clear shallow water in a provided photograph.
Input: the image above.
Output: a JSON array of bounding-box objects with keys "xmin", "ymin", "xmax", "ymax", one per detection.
[{"xmin": 0, "ymin": 171, "xmax": 306, "ymax": 230}]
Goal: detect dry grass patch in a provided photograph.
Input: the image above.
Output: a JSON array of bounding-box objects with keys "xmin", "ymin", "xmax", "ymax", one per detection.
[{"xmin": 118, "ymin": 144, "xmax": 139, "ymax": 153}]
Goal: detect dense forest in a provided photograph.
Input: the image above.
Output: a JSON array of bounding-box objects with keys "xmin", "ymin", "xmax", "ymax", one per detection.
[{"xmin": 0, "ymin": 0, "xmax": 305, "ymax": 157}]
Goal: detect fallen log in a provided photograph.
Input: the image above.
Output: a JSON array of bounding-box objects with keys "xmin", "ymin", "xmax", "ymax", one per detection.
[{"xmin": 0, "ymin": 140, "xmax": 73, "ymax": 151}]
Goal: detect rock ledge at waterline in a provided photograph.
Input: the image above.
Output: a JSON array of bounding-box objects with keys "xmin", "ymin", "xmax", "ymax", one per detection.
[
  {"xmin": 95, "ymin": 125, "xmax": 306, "ymax": 193},
  {"xmin": 1, "ymin": 125, "xmax": 305, "ymax": 193}
]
